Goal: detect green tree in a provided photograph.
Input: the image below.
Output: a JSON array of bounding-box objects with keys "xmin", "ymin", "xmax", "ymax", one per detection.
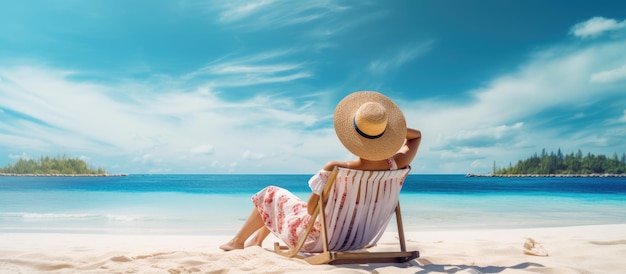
[
  {"xmin": 495, "ymin": 150, "xmax": 626, "ymax": 175},
  {"xmin": 0, "ymin": 156, "xmax": 106, "ymax": 175}
]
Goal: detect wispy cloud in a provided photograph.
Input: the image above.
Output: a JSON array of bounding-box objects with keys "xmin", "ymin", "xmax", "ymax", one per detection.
[
  {"xmin": 217, "ymin": 0, "xmax": 276, "ymax": 23},
  {"xmin": 0, "ymin": 65, "xmax": 334, "ymax": 174},
  {"xmin": 190, "ymin": 145, "xmax": 214, "ymax": 155},
  {"xmin": 3, "ymin": 8, "xmax": 626, "ymax": 175},
  {"xmin": 401, "ymin": 18, "xmax": 626, "ymax": 173},
  {"xmin": 213, "ymin": 0, "xmax": 350, "ymax": 29},
  {"xmin": 434, "ymin": 122, "xmax": 525, "ymax": 151},
  {"xmin": 570, "ymin": 17, "xmax": 626, "ymax": 38},
  {"xmin": 369, "ymin": 41, "xmax": 434, "ymax": 74},
  {"xmin": 210, "ymin": 63, "xmax": 302, "ymax": 75},
  {"xmin": 242, "ymin": 149, "xmax": 265, "ymax": 160},
  {"xmin": 183, "ymin": 50, "xmax": 311, "ymax": 88},
  {"xmin": 590, "ymin": 64, "xmax": 626, "ymax": 83},
  {"xmin": 209, "ymin": 1, "xmax": 387, "ymax": 58}
]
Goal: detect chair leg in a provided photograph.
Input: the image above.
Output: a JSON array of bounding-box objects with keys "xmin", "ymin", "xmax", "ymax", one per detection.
[
  {"xmin": 395, "ymin": 203, "xmax": 407, "ymax": 252},
  {"xmin": 273, "ymin": 242, "xmax": 304, "ymax": 258}
]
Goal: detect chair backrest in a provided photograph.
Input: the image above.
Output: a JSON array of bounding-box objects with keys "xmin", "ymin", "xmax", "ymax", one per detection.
[{"xmin": 316, "ymin": 166, "xmax": 411, "ymax": 252}]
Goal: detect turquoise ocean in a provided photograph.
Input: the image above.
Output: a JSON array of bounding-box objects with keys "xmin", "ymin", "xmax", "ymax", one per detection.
[{"xmin": 1, "ymin": 174, "xmax": 625, "ymax": 235}]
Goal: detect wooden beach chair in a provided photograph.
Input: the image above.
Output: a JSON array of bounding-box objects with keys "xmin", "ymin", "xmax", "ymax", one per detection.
[{"xmin": 274, "ymin": 166, "xmax": 419, "ymax": 265}]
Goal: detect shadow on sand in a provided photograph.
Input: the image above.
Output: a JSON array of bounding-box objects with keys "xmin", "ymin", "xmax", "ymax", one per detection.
[{"xmin": 411, "ymin": 259, "xmax": 544, "ymax": 273}]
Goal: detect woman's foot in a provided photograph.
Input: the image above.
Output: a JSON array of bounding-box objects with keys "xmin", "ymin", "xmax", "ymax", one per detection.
[
  {"xmin": 219, "ymin": 240, "xmax": 244, "ymax": 251},
  {"xmin": 244, "ymin": 233, "xmax": 264, "ymax": 248},
  {"xmin": 244, "ymin": 241, "xmax": 262, "ymax": 248}
]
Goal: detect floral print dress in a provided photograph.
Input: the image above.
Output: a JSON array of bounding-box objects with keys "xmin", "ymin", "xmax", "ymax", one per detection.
[
  {"xmin": 251, "ymin": 158, "xmax": 398, "ymax": 252},
  {"xmin": 251, "ymin": 169, "xmax": 329, "ymax": 252}
]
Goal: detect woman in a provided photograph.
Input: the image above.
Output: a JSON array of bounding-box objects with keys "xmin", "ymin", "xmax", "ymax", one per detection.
[{"xmin": 220, "ymin": 91, "xmax": 422, "ymax": 252}]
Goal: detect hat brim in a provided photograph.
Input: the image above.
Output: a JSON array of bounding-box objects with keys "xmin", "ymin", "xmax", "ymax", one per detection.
[{"xmin": 334, "ymin": 91, "xmax": 407, "ymax": 161}]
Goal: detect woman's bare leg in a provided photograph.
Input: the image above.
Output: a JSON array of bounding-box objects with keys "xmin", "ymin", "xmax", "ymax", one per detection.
[
  {"xmin": 245, "ymin": 226, "xmax": 271, "ymax": 248},
  {"xmin": 220, "ymin": 208, "xmax": 265, "ymax": 251}
]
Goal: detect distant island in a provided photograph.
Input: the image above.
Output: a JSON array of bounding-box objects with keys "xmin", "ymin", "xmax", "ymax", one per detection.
[
  {"xmin": 468, "ymin": 149, "xmax": 626, "ymax": 177},
  {"xmin": 0, "ymin": 155, "xmax": 126, "ymax": 177}
]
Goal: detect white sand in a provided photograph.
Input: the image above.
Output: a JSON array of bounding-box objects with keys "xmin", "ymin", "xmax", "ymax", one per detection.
[{"xmin": 1, "ymin": 224, "xmax": 625, "ymax": 273}]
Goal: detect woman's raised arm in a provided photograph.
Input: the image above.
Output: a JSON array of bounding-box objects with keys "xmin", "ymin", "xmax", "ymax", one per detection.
[{"xmin": 393, "ymin": 128, "xmax": 421, "ymax": 169}]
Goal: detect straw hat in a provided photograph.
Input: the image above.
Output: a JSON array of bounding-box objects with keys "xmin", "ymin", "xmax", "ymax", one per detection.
[{"xmin": 334, "ymin": 91, "xmax": 407, "ymax": 161}]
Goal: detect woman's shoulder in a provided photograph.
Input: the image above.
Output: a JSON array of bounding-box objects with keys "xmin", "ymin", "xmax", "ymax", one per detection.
[{"xmin": 322, "ymin": 160, "xmax": 354, "ymax": 171}]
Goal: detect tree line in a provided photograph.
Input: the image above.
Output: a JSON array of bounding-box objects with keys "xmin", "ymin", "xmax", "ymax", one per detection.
[
  {"xmin": 494, "ymin": 149, "xmax": 626, "ymax": 175},
  {"xmin": 0, "ymin": 155, "xmax": 106, "ymax": 175}
]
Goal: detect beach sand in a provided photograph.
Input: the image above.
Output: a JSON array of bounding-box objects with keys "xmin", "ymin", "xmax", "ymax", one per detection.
[{"xmin": 1, "ymin": 224, "xmax": 625, "ymax": 273}]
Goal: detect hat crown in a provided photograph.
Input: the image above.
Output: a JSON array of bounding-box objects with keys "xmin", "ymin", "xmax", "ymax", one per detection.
[{"xmin": 354, "ymin": 102, "xmax": 388, "ymax": 137}]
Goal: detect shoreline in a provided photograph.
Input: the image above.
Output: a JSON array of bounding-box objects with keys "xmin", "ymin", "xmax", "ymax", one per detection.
[
  {"xmin": 0, "ymin": 173, "xmax": 128, "ymax": 177},
  {"xmin": 466, "ymin": 173, "xmax": 626, "ymax": 177}
]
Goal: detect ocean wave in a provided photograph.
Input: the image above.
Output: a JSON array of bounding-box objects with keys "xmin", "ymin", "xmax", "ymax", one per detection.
[
  {"xmin": 104, "ymin": 214, "xmax": 144, "ymax": 222},
  {"xmin": 0, "ymin": 212, "xmax": 145, "ymax": 221}
]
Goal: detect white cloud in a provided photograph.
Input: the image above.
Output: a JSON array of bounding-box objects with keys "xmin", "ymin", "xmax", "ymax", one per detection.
[
  {"xmin": 8, "ymin": 152, "xmax": 30, "ymax": 160},
  {"xmin": 214, "ymin": 0, "xmax": 349, "ymax": 29},
  {"xmin": 434, "ymin": 122, "xmax": 525, "ymax": 150},
  {"xmin": 369, "ymin": 41, "xmax": 434, "ymax": 74},
  {"xmin": 570, "ymin": 17, "xmax": 626, "ymax": 38},
  {"xmin": 242, "ymin": 149, "xmax": 265, "ymax": 160},
  {"xmin": 190, "ymin": 145, "xmax": 214, "ymax": 155},
  {"xmin": 401, "ymin": 29, "xmax": 626, "ymax": 174},
  {"xmin": 590, "ymin": 64, "xmax": 626, "ymax": 83},
  {"xmin": 183, "ymin": 50, "xmax": 312, "ymax": 87},
  {"xmin": 0, "ymin": 65, "xmax": 335, "ymax": 174},
  {"xmin": 210, "ymin": 63, "xmax": 302, "ymax": 75},
  {"xmin": 133, "ymin": 154, "xmax": 152, "ymax": 163},
  {"xmin": 218, "ymin": 0, "xmax": 276, "ymax": 23},
  {"xmin": 3, "ymin": 16, "xmax": 626, "ymax": 175}
]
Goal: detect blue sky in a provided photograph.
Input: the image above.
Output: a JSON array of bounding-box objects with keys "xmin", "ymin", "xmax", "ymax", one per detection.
[{"xmin": 1, "ymin": 1, "xmax": 625, "ymax": 174}]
